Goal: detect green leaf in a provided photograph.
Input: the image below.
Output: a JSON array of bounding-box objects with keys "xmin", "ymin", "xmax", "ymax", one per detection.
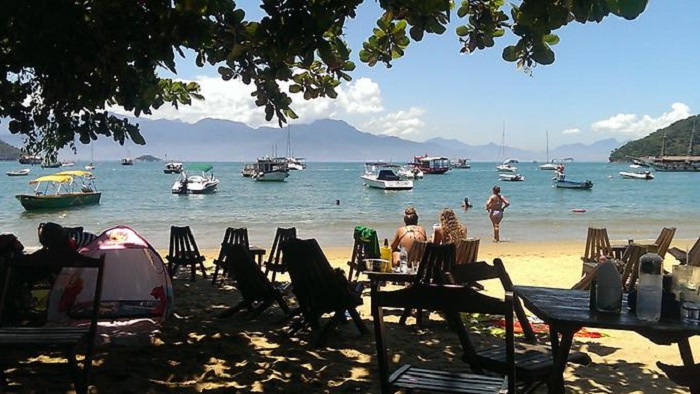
[
  {"xmin": 502, "ymin": 45, "xmax": 518, "ymax": 62},
  {"xmin": 531, "ymin": 45, "xmax": 555, "ymax": 65},
  {"xmin": 409, "ymin": 26, "xmax": 424, "ymax": 41},
  {"xmin": 607, "ymin": 0, "xmax": 648, "ymax": 19},
  {"xmin": 543, "ymin": 34, "xmax": 560, "ymax": 45},
  {"xmin": 289, "ymin": 85, "xmax": 302, "ymax": 93}
]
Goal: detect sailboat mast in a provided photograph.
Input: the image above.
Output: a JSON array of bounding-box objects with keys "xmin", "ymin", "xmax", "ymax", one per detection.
[
  {"xmin": 688, "ymin": 119, "xmax": 696, "ymax": 157},
  {"xmin": 545, "ymin": 131, "xmax": 549, "ymax": 162}
]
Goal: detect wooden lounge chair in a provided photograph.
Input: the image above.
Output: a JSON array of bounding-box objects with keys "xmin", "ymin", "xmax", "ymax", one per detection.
[
  {"xmin": 447, "ymin": 258, "xmax": 591, "ymax": 393},
  {"xmin": 668, "ymin": 236, "xmax": 700, "ymax": 266},
  {"xmin": 581, "ymin": 227, "xmax": 612, "ymax": 276},
  {"xmin": 0, "ymin": 252, "xmax": 105, "ymax": 394},
  {"xmin": 211, "ymin": 227, "xmax": 250, "ymax": 285},
  {"xmin": 216, "ymin": 244, "xmax": 290, "ymax": 319},
  {"xmin": 399, "ymin": 242, "xmax": 456, "ymax": 325},
  {"xmin": 263, "ymin": 227, "xmax": 297, "ymax": 285},
  {"xmin": 166, "ymin": 226, "xmax": 207, "ymax": 282},
  {"xmin": 346, "ymin": 226, "xmax": 379, "ymax": 282},
  {"xmin": 373, "ymin": 284, "xmax": 516, "ymax": 394},
  {"xmin": 455, "ymin": 238, "xmax": 480, "ymax": 265},
  {"xmin": 282, "ymin": 238, "xmax": 368, "ymax": 345},
  {"xmin": 406, "ymin": 239, "xmax": 427, "ymax": 266},
  {"xmin": 628, "ymin": 227, "xmax": 676, "ymax": 258}
]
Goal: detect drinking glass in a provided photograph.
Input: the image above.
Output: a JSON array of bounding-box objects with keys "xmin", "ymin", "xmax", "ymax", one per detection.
[{"xmin": 410, "ymin": 260, "xmax": 419, "ymax": 274}]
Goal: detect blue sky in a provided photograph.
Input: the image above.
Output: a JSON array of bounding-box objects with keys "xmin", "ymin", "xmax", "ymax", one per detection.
[{"xmin": 117, "ymin": 1, "xmax": 700, "ymax": 151}]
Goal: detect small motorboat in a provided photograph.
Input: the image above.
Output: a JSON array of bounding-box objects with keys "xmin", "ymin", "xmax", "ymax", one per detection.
[
  {"xmin": 619, "ymin": 170, "xmax": 654, "ymax": 180},
  {"xmin": 16, "ymin": 170, "xmax": 101, "ymax": 210},
  {"xmin": 552, "ymin": 172, "xmax": 593, "ymax": 189},
  {"xmin": 171, "ymin": 164, "xmax": 220, "ymax": 194},
  {"xmin": 397, "ymin": 165, "xmax": 424, "ymax": 179},
  {"xmin": 163, "ymin": 161, "xmax": 184, "ymax": 174},
  {"xmin": 499, "ymin": 173, "xmax": 525, "ymax": 182},
  {"xmin": 240, "ymin": 163, "xmax": 257, "ymax": 178},
  {"xmin": 496, "ymin": 159, "xmax": 518, "ymax": 172},
  {"xmin": 361, "ymin": 162, "xmax": 413, "ymax": 190},
  {"xmin": 6, "ymin": 168, "xmax": 31, "ymax": 177}
]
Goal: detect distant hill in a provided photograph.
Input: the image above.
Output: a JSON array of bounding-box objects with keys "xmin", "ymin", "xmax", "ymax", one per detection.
[
  {"xmin": 609, "ymin": 115, "xmax": 698, "ymax": 161},
  {"xmin": 0, "ymin": 139, "xmax": 21, "ymax": 160},
  {"xmin": 1, "ymin": 117, "xmax": 620, "ymax": 162}
]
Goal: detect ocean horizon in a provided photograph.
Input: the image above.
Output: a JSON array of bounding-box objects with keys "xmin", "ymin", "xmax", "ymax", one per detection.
[{"xmin": 2, "ymin": 161, "xmax": 698, "ymax": 253}]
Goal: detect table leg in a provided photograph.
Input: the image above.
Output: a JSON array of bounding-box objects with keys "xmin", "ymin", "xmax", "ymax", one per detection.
[
  {"xmin": 547, "ymin": 326, "xmax": 576, "ymax": 394},
  {"xmin": 677, "ymin": 337, "xmax": 695, "ymax": 367}
]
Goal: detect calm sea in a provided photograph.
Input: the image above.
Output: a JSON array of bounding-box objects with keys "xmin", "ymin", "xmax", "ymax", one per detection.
[{"xmin": 1, "ymin": 161, "xmax": 698, "ymax": 251}]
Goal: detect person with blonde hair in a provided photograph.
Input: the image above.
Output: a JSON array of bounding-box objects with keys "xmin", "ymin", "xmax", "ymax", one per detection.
[
  {"xmin": 390, "ymin": 206, "xmax": 427, "ymax": 266},
  {"xmin": 432, "ymin": 208, "xmax": 467, "ymax": 244}
]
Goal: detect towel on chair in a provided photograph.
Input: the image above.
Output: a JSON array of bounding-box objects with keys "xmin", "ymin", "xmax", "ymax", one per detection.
[{"xmin": 353, "ymin": 226, "xmax": 379, "ymax": 258}]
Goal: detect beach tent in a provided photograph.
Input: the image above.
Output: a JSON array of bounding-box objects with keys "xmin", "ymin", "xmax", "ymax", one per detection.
[{"xmin": 48, "ymin": 226, "xmax": 174, "ymax": 344}]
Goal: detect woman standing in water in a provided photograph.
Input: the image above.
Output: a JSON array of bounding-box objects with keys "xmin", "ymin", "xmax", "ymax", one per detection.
[{"xmin": 485, "ymin": 185, "xmax": 510, "ymax": 242}]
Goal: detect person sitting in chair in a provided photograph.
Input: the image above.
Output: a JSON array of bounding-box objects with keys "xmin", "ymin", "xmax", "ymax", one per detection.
[{"xmin": 390, "ymin": 207, "xmax": 427, "ymax": 266}]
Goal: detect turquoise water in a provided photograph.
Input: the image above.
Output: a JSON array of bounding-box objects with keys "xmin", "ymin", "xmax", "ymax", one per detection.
[{"xmin": 1, "ymin": 161, "xmax": 698, "ymax": 250}]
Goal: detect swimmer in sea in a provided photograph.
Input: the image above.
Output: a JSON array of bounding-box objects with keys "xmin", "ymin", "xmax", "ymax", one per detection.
[{"xmin": 485, "ymin": 185, "xmax": 510, "ymax": 242}]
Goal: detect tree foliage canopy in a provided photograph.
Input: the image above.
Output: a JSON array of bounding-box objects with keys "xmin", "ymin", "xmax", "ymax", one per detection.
[{"xmin": 1, "ymin": 0, "xmax": 647, "ymax": 157}]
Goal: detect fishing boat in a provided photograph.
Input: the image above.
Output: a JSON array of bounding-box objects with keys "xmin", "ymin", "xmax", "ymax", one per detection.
[
  {"xmin": 619, "ymin": 169, "xmax": 655, "ymax": 180},
  {"xmin": 411, "ymin": 155, "xmax": 450, "ymax": 174},
  {"xmin": 361, "ymin": 162, "xmax": 413, "ymax": 190},
  {"xmin": 18, "ymin": 154, "xmax": 42, "ymax": 165},
  {"xmin": 499, "ymin": 173, "xmax": 525, "ymax": 182},
  {"xmin": 253, "ymin": 157, "xmax": 289, "ymax": 182},
  {"xmin": 552, "ymin": 172, "xmax": 592, "ymax": 189},
  {"xmin": 171, "ymin": 164, "xmax": 220, "ymax": 194},
  {"xmin": 16, "ymin": 171, "xmax": 101, "ymax": 210},
  {"xmin": 163, "ymin": 161, "xmax": 184, "ymax": 174},
  {"xmin": 6, "ymin": 168, "xmax": 31, "ymax": 177}
]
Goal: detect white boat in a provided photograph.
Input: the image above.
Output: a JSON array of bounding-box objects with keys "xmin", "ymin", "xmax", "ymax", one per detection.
[
  {"xmin": 253, "ymin": 157, "xmax": 289, "ymax": 182},
  {"xmin": 496, "ymin": 161, "xmax": 518, "ymax": 172},
  {"xmin": 284, "ymin": 125, "xmax": 306, "ymax": 170},
  {"xmin": 61, "ymin": 161, "xmax": 75, "ymax": 167},
  {"xmin": 121, "ymin": 157, "xmax": 134, "ymax": 166},
  {"xmin": 241, "ymin": 163, "xmax": 257, "ymax": 177},
  {"xmin": 499, "ymin": 173, "xmax": 525, "ymax": 182},
  {"xmin": 84, "ymin": 164, "xmax": 95, "ymax": 170},
  {"xmin": 85, "ymin": 145, "xmax": 96, "ymax": 170},
  {"xmin": 397, "ymin": 165, "xmax": 424, "ymax": 179},
  {"xmin": 361, "ymin": 163, "xmax": 413, "ymax": 190},
  {"xmin": 619, "ymin": 170, "xmax": 655, "ymax": 180},
  {"xmin": 163, "ymin": 161, "xmax": 184, "ymax": 174},
  {"xmin": 6, "ymin": 168, "xmax": 31, "ymax": 177},
  {"xmin": 171, "ymin": 164, "xmax": 220, "ymax": 194},
  {"xmin": 451, "ymin": 158, "xmax": 471, "ymax": 169}
]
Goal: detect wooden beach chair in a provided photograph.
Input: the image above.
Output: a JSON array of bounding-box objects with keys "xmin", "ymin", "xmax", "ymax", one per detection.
[
  {"xmin": 211, "ymin": 227, "xmax": 249, "ymax": 285},
  {"xmin": 455, "ymin": 238, "xmax": 480, "ymax": 265},
  {"xmin": 668, "ymin": 236, "xmax": 700, "ymax": 266},
  {"xmin": 166, "ymin": 226, "xmax": 207, "ymax": 282},
  {"xmin": 406, "ymin": 239, "xmax": 427, "ymax": 266},
  {"xmin": 373, "ymin": 284, "xmax": 516, "ymax": 394},
  {"xmin": 581, "ymin": 227, "xmax": 612, "ymax": 276},
  {"xmin": 263, "ymin": 227, "xmax": 297, "ymax": 285},
  {"xmin": 646, "ymin": 227, "xmax": 676, "ymax": 258},
  {"xmin": 446, "ymin": 258, "xmax": 591, "ymax": 393},
  {"xmin": 282, "ymin": 238, "xmax": 368, "ymax": 346},
  {"xmin": 216, "ymin": 244, "xmax": 290, "ymax": 319},
  {"xmin": 0, "ymin": 252, "xmax": 105, "ymax": 394},
  {"xmin": 346, "ymin": 226, "xmax": 379, "ymax": 282},
  {"xmin": 399, "ymin": 242, "xmax": 455, "ymax": 326}
]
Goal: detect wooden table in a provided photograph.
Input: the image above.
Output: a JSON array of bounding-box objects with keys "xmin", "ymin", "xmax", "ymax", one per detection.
[
  {"xmin": 513, "ymin": 285, "xmax": 700, "ymax": 394},
  {"xmin": 363, "ymin": 271, "xmax": 416, "ymax": 294},
  {"xmin": 249, "ymin": 246, "xmax": 266, "ymax": 267}
]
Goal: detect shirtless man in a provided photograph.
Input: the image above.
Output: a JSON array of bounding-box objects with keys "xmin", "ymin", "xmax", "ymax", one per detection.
[
  {"xmin": 485, "ymin": 185, "xmax": 510, "ymax": 242},
  {"xmin": 390, "ymin": 207, "xmax": 427, "ymax": 266}
]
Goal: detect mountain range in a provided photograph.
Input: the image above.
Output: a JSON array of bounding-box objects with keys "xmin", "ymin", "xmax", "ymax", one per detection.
[{"xmin": 0, "ymin": 118, "xmax": 620, "ymax": 162}]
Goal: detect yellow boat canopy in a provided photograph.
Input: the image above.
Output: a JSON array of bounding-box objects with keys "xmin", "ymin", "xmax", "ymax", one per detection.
[
  {"xmin": 29, "ymin": 175, "xmax": 73, "ymax": 184},
  {"xmin": 55, "ymin": 170, "xmax": 93, "ymax": 177}
]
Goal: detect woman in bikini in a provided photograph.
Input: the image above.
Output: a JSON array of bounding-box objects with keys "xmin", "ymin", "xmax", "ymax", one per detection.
[
  {"xmin": 485, "ymin": 185, "xmax": 510, "ymax": 242},
  {"xmin": 390, "ymin": 206, "xmax": 427, "ymax": 266}
]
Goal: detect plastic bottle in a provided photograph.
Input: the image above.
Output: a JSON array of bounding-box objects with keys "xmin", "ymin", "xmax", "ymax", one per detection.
[
  {"xmin": 594, "ymin": 258, "xmax": 622, "ymax": 313},
  {"xmin": 636, "ymin": 253, "xmax": 663, "ymax": 322},
  {"xmin": 398, "ymin": 245, "xmax": 408, "ymax": 273}
]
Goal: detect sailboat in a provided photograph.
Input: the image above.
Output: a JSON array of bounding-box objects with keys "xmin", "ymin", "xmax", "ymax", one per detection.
[
  {"xmin": 649, "ymin": 118, "xmax": 700, "ymax": 172},
  {"xmin": 495, "ymin": 122, "xmax": 518, "ymax": 172},
  {"xmin": 285, "ymin": 124, "xmax": 306, "ymax": 170},
  {"xmin": 540, "ymin": 131, "xmax": 559, "ymax": 170},
  {"xmin": 85, "ymin": 145, "xmax": 96, "ymax": 170}
]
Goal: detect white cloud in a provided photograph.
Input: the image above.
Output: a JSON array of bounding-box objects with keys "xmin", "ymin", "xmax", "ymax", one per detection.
[
  {"xmin": 361, "ymin": 107, "xmax": 426, "ymax": 137},
  {"xmin": 109, "ymin": 76, "xmax": 385, "ymax": 128},
  {"xmin": 591, "ymin": 102, "xmax": 692, "ymax": 138},
  {"xmin": 561, "ymin": 128, "xmax": 580, "ymax": 135}
]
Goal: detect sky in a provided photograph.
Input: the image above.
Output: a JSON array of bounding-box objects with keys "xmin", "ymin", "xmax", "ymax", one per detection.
[{"xmin": 111, "ymin": 1, "xmax": 700, "ymax": 151}]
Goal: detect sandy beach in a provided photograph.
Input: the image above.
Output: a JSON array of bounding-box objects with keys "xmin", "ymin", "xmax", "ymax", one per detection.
[{"xmin": 4, "ymin": 239, "xmax": 698, "ymax": 393}]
